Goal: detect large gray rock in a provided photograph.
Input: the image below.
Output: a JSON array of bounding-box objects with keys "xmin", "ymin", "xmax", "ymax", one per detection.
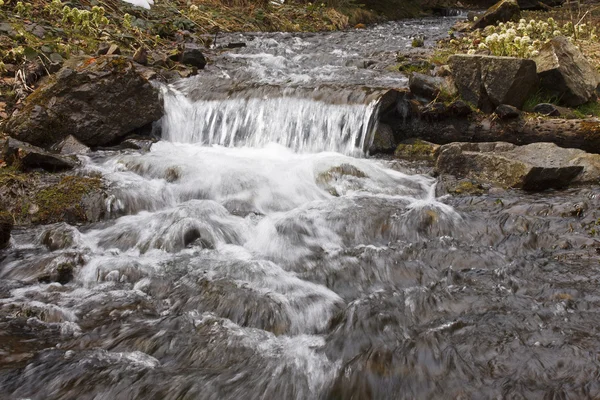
[
  {"xmin": 533, "ymin": 36, "xmax": 600, "ymax": 106},
  {"xmin": 435, "ymin": 142, "xmax": 600, "ymax": 190},
  {"xmin": 52, "ymin": 135, "xmax": 90, "ymax": 155},
  {"xmin": 6, "ymin": 55, "xmax": 163, "ymax": 148},
  {"xmin": 449, "ymin": 55, "xmax": 538, "ymax": 112},
  {"xmin": 472, "ymin": 0, "xmax": 520, "ymax": 30}
]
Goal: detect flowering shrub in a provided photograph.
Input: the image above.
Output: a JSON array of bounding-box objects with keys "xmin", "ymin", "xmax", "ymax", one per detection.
[
  {"xmin": 61, "ymin": 5, "xmax": 109, "ymax": 35},
  {"xmin": 450, "ymin": 18, "xmax": 598, "ymax": 58}
]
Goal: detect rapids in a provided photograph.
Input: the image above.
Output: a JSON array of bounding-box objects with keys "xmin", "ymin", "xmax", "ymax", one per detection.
[{"xmin": 4, "ymin": 16, "xmax": 600, "ymax": 400}]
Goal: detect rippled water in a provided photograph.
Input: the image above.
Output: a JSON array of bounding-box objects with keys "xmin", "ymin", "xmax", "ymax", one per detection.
[{"xmin": 4, "ymin": 16, "xmax": 600, "ymax": 400}]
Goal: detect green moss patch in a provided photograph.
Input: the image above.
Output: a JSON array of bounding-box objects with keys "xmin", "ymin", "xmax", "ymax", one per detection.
[
  {"xmin": 447, "ymin": 180, "xmax": 486, "ymax": 195},
  {"xmin": 394, "ymin": 140, "xmax": 437, "ymax": 161},
  {"xmin": 33, "ymin": 175, "xmax": 102, "ymax": 224}
]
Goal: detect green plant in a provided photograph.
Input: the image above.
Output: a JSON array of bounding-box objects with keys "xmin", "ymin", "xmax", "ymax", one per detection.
[
  {"xmin": 574, "ymin": 101, "xmax": 600, "ymax": 118},
  {"xmin": 451, "ymin": 17, "xmax": 598, "ymax": 58},
  {"xmin": 14, "ymin": 1, "xmax": 32, "ymax": 17},
  {"xmin": 411, "ymin": 37, "xmax": 424, "ymax": 47},
  {"xmin": 523, "ymin": 89, "xmax": 560, "ymax": 112},
  {"xmin": 61, "ymin": 5, "xmax": 109, "ymax": 35},
  {"xmin": 44, "ymin": 0, "xmax": 63, "ymax": 17},
  {"xmin": 123, "ymin": 13, "xmax": 134, "ymax": 30}
]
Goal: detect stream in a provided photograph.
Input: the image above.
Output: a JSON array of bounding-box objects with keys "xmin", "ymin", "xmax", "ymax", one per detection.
[{"xmin": 3, "ymin": 16, "xmax": 600, "ymax": 400}]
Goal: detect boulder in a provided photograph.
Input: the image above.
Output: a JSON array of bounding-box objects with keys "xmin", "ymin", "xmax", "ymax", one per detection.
[
  {"xmin": 449, "ymin": 54, "xmax": 538, "ymax": 112},
  {"xmin": 40, "ymin": 223, "xmax": 81, "ymax": 251},
  {"xmin": 52, "ymin": 135, "xmax": 90, "ymax": 155},
  {"xmin": 472, "ymin": 0, "xmax": 520, "ymax": 30},
  {"xmin": 394, "ymin": 139, "xmax": 439, "ymax": 161},
  {"xmin": 369, "ymin": 123, "xmax": 395, "ymax": 154},
  {"xmin": 408, "ymin": 73, "xmax": 456, "ymax": 101},
  {"xmin": 177, "ymin": 43, "xmax": 207, "ymax": 69},
  {"xmin": 533, "ymin": 103, "xmax": 577, "ymax": 118},
  {"xmin": 3, "ymin": 138, "xmax": 78, "ymax": 171},
  {"xmin": 0, "ymin": 211, "xmax": 13, "ymax": 249},
  {"xmin": 133, "ymin": 47, "xmax": 148, "ymax": 65},
  {"xmin": 435, "ymin": 142, "xmax": 600, "ymax": 190},
  {"xmin": 533, "ymin": 36, "xmax": 600, "ymax": 107},
  {"xmin": 494, "ymin": 104, "xmax": 521, "ymax": 119},
  {"xmin": 5, "ymin": 55, "xmax": 163, "ymax": 148},
  {"xmin": 447, "ymin": 100, "xmax": 472, "ymax": 117}
]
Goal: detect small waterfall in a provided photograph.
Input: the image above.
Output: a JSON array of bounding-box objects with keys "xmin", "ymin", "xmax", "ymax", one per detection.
[{"xmin": 161, "ymin": 87, "xmax": 380, "ymax": 155}]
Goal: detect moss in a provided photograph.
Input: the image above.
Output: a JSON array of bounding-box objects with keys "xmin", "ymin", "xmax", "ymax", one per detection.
[
  {"xmin": 448, "ymin": 181, "xmax": 486, "ymax": 195},
  {"xmin": 33, "ymin": 175, "xmax": 102, "ymax": 224},
  {"xmin": 395, "ymin": 63, "xmax": 431, "ymax": 74},
  {"xmin": 580, "ymin": 120, "xmax": 600, "ymax": 139},
  {"xmin": 429, "ymin": 49, "xmax": 455, "ymax": 66},
  {"xmin": 394, "ymin": 140, "xmax": 436, "ymax": 160}
]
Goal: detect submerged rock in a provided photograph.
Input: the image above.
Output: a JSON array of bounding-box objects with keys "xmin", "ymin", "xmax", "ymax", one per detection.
[
  {"xmin": 6, "ymin": 55, "xmax": 163, "ymax": 148},
  {"xmin": 436, "ymin": 142, "xmax": 600, "ymax": 190},
  {"xmin": 533, "ymin": 36, "xmax": 600, "ymax": 107},
  {"xmin": 472, "ymin": 0, "xmax": 520, "ymax": 30},
  {"xmin": 40, "ymin": 223, "xmax": 81, "ymax": 251}
]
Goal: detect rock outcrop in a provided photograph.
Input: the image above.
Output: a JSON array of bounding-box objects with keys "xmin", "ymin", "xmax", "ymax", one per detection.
[
  {"xmin": 2, "ymin": 138, "xmax": 78, "ymax": 172},
  {"xmin": 533, "ymin": 36, "xmax": 600, "ymax": 107},
  {"xmin": 472, "ymin": 0, "xmax": 520, "ymax": 30},
  {"xmin": 436, "ymin": 141, "xmax": 600, "ymax": 190},
  {"xmin": 449, "ymin": 54, "xmax": 538, "ymax": 112},
  {"xmin": 6, "ymin": 55, "xmax": 163, "ymax": 148}
]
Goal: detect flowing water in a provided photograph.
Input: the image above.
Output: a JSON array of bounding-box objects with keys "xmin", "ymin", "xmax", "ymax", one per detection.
[{"xmin": 3, "ymin": 17, "xmax": 600, "ymax": 400}]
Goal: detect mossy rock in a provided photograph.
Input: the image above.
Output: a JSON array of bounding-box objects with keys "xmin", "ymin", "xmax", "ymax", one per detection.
[
  {"xmin": 5, "ymin": 55, "xmax": 162, "ymax": 148},
  {"xmin": 317, "ymin": 164, "xmax": 367, "ymax": 186},
  {"xmin": 447, "ymin": 180, "xmax": 487, "ymax": 195},
  {"xmin": 394, "ymin": 139, "xmax": 439, "ymax": 161},
  {"xmin": 31, "ymin": 175, "xmax": 104, "ymax": 224}
]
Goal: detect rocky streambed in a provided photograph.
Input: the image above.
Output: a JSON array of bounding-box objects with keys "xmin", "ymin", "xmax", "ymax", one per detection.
[{"xmin": 2, "ymin": 13, "xmax": 600, "ymax": 400}]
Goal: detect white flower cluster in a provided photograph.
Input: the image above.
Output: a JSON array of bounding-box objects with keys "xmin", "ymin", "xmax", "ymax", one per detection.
[{"xmin": 451, "ymin": 17, "xmax": 598, "ymax": 59}]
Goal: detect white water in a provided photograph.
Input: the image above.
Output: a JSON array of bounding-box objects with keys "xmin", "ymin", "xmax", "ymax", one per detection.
[
  {"xmin": 1, "ymin": 19, "xmax": 470, "ymax": 399},
  {"xmin": 161, "ymin": 88, "xmax": 379, "ymax": 155}
]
